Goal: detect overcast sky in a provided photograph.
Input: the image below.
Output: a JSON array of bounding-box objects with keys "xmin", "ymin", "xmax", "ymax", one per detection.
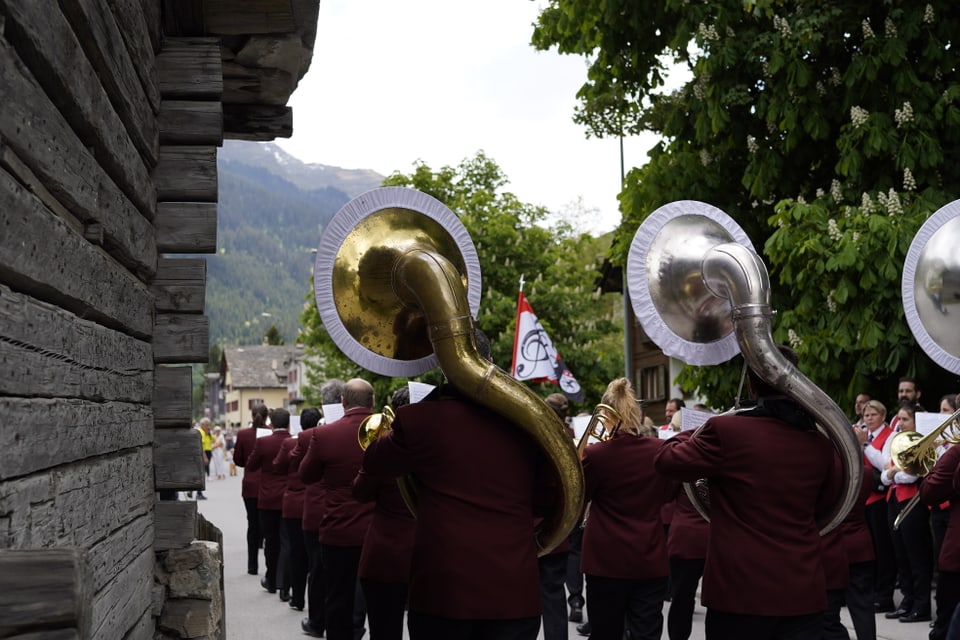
[{"xmin": 274, "ymin": 0, "xmax": 664, "ymax": 235}]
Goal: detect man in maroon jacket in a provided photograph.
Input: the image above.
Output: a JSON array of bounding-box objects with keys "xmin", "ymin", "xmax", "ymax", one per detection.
[
  {"xmin": 654, "ymin": 346, "xmax": 841, "ymax": 640},
  {"xmin": 362, "ymin": 331, "xmax": 551, "ymax": 640},
  {"xmin": 300, "ymin": 378, "xmax": 376, "ymax": 640},
  {"xmin": 246, "ymin": 408, "xmax": 292, "ymax": 599},
  {"xmin": 920, "ymin": 442, "xmax": 960, "ymax": 640},
  {"xmin": 232, "ymin": 404, "xmax": 269, "ymax": 575}
]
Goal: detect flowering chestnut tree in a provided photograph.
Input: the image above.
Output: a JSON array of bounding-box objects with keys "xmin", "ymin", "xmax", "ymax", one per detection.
[{"xmin": 534, "ymin": 1, "xmax": 960, "ymax": 405}]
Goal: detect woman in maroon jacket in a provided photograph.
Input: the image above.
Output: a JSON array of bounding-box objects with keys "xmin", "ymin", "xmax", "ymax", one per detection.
[
  {"xmin": 920, "ymin": 440, "xmax": 960, "ymax": 640},
  {"xmin": 665, "ymin": 490, "xmax": 709, "ymax": 640},
  {"xmin": 580, "ymin": 377, "xmax": 677, "ymax": 640},
  {"xmin": 232, "ymin": 404, "xmax": 268, "ymax": 575}
]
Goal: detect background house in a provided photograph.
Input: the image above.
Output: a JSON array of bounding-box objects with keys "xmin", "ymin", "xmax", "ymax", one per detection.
[{"xmin": 220, "ymin": 344, "xmax": 299, "ymax": 427}]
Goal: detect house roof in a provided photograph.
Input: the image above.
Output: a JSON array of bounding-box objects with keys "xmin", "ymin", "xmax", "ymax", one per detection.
[{"xmin": 222, "ymin": 344, "xmax": 301, "ymax": 388}]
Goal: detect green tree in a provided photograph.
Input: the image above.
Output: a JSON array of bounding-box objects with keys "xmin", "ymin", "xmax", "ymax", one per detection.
[
  {"xmin": 263, "ymin": 325, "xmax": 285, "ymax": 345},
  {"xmin": 299, "ymin": 152, "xmax": 624, "ymax": 409},
  {"xmin": 533, "ymin": 1, "xmax": 960, "ymax": 406}
]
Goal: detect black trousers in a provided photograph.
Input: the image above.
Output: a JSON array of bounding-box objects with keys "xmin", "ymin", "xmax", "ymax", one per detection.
[
  {"xmin": 259, "ymin": 508, "xmax": 285, "ymax": 590},
  {"xmin": 845, "ymin": 560, "xmax": 876, "ymax": 640},
  {"xmin": 565, "ymin": 526, "xmax": 584, "ymax": 608},
  {"xmin": 933, "ymin": 570, "xmax": 960, "ymax": 640},
  {"xmin": 586, "ymin": 574, "xmax": 666, "ymax": 640},
  {"xmin": 407, "ymin": 611, "xmax": 540, "ymax": 640},
  {"xmin": 304, "ymin": 530, "xmax": 326, "ymax": 629},
  {"xmin": 887, "ymin": 494, "xmax": 932, "ymax": 615},
  {"xmin": 361, "ymin": 578, "xmax": 408, "ymax": 640},
  {"xmin": 705, "ymin": 608, "xmax": 822, "ymax": 640},
  {"xmin": 933, "ymin": 507, "xmax": 950, "ymax": 571},
  {"xmin": 320, "ymin": 543, "xmax": 363, "ymax": 640},
  {"xmin": 243, "ymin": 497, "xmax": 261, "ymax": 574},
  {"xmin": 821, "ymin": 589, "xmax": 847, "ymax": 640},
  {"xmin": 864, "ymin": 499, "xmax": 896, "ymax": 602},
  {"xmin": 667, "ymin": 557, "xmax": 704, "ymax": 640},
  {"xmin": 284, "ymin": 517, "xmax": 308, "ymax": 607},
  {"xmin": 538, "ymin": 552, "xmax": 569, "ymax": 640}
]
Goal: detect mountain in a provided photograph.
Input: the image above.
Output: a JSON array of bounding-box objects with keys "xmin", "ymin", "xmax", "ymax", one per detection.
[{"xmin": 206, "ymin": 141, "xmax": 386, "ymax": 347}]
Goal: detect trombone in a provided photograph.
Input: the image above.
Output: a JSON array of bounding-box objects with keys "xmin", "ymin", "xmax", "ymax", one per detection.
[
  {"xmin": 575, "ymin": 403, "xmax": 622, "ymax": 458},
  {"xmin": 891, "ymin": 407, "xmax": 960, "ymax": 530}
]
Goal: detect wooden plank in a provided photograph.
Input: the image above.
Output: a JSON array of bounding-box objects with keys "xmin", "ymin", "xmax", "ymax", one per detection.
[
  {"xmin": 58, "ymin": 0, "xmax": 160, "ymax": 167},
  {"xmin": 161, "ymin": 0, "xmax": 205, "ymax": 38},
  {"xmin": 141, "ymin": 0, "xmax": 162, "ymax": 53},
  {"xmin": 157, "ymin": 37, "xmax": 222, "ymax": 100},
  {"xmin": 203, "ymin": 0, "xmax": 296, "ymax": 34},
  {"xmin": 153, "ymin": 366, "xmax": 194, "ymax": 427},
  {"xmin": 0, "ymin": 172, "xmax": 155, "ymax": 338},
  {"xmin": 0, "ymin": 0, "xmax": 159, "ymax": 215},
  {"xmin": 89, "ymin": 546, "xmax": 154, "ymax": 640},
  {"xmin": 154, "ymin": 146, "xmax": 218, "ymax": 202},
  {"xmin": 0, "ymin": 548, "xmax": 89, "ymax": 638},
  {"xmin": 154, "ymin": 500, "xmax": 198, "ymax": 551},
  {"xmin": 159, "ymin": 100, "xmax": 223, "ymax": 145},
  {"xmin": 222, "ymin": 61, "xmax": 295, "ymax": 105},
  {"xmin": 0, "ymin": 40, "xmax": 157, "ymax": 272},
  {"xmin": 223, "ymin": 104, "xmax": 292, "ymax": 141},
  {"xmin": 0, "ymin": 138, "xmax": 83, "ymax": 234},
  {"xmin": 0, "ymin": 448, "xmax": 154, "ymax": 550},
  {"xmin": 103, "ymin": 0, "xmax": 161, "ymax": 113},
  {"xmin": 0, "ymin": 398, "xmax": 152, "ymax": 482},
  {"xmin": 152, "ymin": 257, "xmax": 207, "ymax": 313},
  {"xmin": 156, "ymin": 201, "xmax": 218, "ymax": 253},
  {"xmin": 154, "ymin": 314, "xmax": 210, "ymax": 364},
  {"xmin": 154, "ymin": 429, "xmax": 205, "ymax": 490},
  {"xmin": 87, "ymin": 514, "xmax": 152, "ymax": 593}
]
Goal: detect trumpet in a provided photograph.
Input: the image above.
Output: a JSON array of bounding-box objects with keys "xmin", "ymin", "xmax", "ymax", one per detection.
[
  {"xmin": 575, "ymin": 403, "xmax": 622, "ymax": 458},
  {"xmin": 358, "ymin": 406, "xmax": 396, "ymax": 451},
  {"xmin": 891, "ymin": 407, "xmax": 960, "ymax": 530}
]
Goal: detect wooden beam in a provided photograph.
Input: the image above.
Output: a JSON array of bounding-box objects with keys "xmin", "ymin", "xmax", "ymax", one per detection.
[
  {"xmin": 223, "ymin": 104, "xmax": 292, "ymax": 141},
  {"xmin": 153, "ymin": 365, "xmax": 194, "ymax": 427},
  {"xmin": 203, "ymin": 0, "xmax": 296, "ymax": 35},
  {"xmin": 156, "ymin": 202, "xmax": 218, "ymax": 253},
  {"xmin": 154, "ymin": 500, "xmax": 198, "ymax": 551},
  {"xmin": 159, "ymin": 100, "xmax": 223, "ymax": 145},
  {"xmin": 154, "ymin": 428, "xmax": 205, "ymax": 490},
  {"xmin": 157, "ymin": 37, "xmax": 222, "ymax": 100},
  {"xmin": 105, "ymin": 0, "xmax": 161, "ymax": 112},
  {"xmin": 0, "ymin": 548, "xmax": 89, "ymax": 638},
  {"xmin": 154, "ymin": 314, "xmax": 210, "ymax": 364},
  {"xmin": 152, "ymin": 257, "xmax": 207, "ymax": 313},
  {"xmin": 154, "ymin": 146, "xmax": 218, "ymax": 202}
]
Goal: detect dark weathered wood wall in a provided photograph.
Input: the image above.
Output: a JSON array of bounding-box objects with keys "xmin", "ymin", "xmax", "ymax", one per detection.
[{"xmin": 0, "ymin": 0, "xmax": 210, "ymax": 637}]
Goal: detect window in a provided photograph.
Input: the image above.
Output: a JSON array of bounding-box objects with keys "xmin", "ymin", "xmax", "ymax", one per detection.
[
  {"xmin": 636, "ymin": 364, "xmax": 667, "ymax": 402},
  {"xmin": 248, "ymin": 398, "xmax": 264, "ymax": 410}
]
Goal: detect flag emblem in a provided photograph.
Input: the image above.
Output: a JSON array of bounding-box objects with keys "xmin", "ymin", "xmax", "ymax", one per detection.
[{"xmin": 510, "ymin": 291, "xmax": 585, "ymax": 402}]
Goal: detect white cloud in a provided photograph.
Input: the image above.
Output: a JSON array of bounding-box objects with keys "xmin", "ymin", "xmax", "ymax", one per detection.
[{"xmin": 276, "ymin": 0, "xmax": 661, "ymax": 234}]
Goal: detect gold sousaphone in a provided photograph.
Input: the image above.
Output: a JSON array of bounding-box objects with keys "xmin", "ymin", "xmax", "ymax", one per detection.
[
  {"xmin": 313, "ymin": 187, "xmax": 584, "ymax": 554},
  {"xmin": 889, "ymin": 200, "xmax": 960, "ymax": 529},
  {"xmin": 625, "ymin": 200, "xmax": 863, "ymax": 534}
]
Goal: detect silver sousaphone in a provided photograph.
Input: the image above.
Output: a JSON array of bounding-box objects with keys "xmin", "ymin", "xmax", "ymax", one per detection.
[{"xmin": 626, "ymin": 200, "xmax": 863, "ymax": 534}]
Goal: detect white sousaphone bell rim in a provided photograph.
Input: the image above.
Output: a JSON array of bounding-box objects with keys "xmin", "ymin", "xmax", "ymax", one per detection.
[
  {"xmin": 901, "ymin": 199, "xmax": 960, "ymax": 374},
  {"xmin": 314, "ymin": 187, "xmax": 482, "ymax": 377},
  {"xmin": 626, "ymin": 200, "xmax": 756, "ymax": 366}
]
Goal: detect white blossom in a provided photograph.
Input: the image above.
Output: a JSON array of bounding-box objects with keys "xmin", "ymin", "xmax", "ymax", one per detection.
[
  {"xmin": 894, "ymin": 101, "xmax": 914, "ymax": 128},
  {"xmin": 852, "ymin": 231, "xmax": 860, "ymax": 242},
  {"xmin": 773, "ymin": 15, "xmax": 791, "ymax": 38},
  {"xmin": 830, "ymin": 179, "xmax": 843, "ymax": 202},
  {"xmin": 877, "ymin": 189, "xmax": 903, "ymax": 216},
  {"xmin": 850, "ymin": 106, "xmax": 869, "ymax": 128},
  {"xmin": 829, "ymin": 68, "xmax": 842, "ymax": 87},
  {"xmin": 698, "ymin": 22, "xmax": 720, "ymax": 41},
  {"xmin": 924, "ymin": 4, "xmax": 935, "ymax": 24},
  {"xmin": 816, "ymin": 188, "xmax": 826, "ymax": 198},
  {"xmin": 788, "ymin": 329, "xmax": 803, "ymax": 349},
  {"xmin": 861, "ymin": 192, "xmax": 875, "ymax": 214},
  {"xmin": 826, "ymin": 290, "xmax": 838, "ymax": 314},
  {"xmin": 827, "ymin": 218, "xmax": 842, "ymax": 242},
  {"xmin": 746, "ymin": 135, "xmax": 759, "ymax": 154},
  {"xmin": 903, "ymin": 167, "xmax": 917, "ymax": 191},
  {"xmin": 862, "ymin": 18, "xmax": 875, "ymax": 40},
  {"xmin": 884, "ymin": 17, "xmax": 897, "ymax": 38},
  {"xmin": 700, "ymin": 149, "xmax": 713, "ymax": 166},
  {"xmin": 816, "ymin": 81, "xmax": 827, "ymax": 97}
]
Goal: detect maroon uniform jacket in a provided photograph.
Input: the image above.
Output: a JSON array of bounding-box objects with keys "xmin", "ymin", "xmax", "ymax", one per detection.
[
  {"xmin": 290, "ymin": 427, "xmax": 325, "ymax": 533},
  {"xmin": 352, "ymin": 471, "xmax": 416, "ymax": 583},
  {"xmin": 363, "ymin": 394, "xmax": 548, "ymax": 620},
  {"xmin": 840, "ymin": 463, "xmax": 876, "ymax": 565},
  {"xmin": 654, "ymin": 402, "xmax": 840, "ymax": 616},
  {"xmin": 274, "ymin": 436, "xmax": 306, "ymax": 520},
  {"xmin": 300, "ymin": 408, "xmax": 374, "ymax": 546},
  {"xmin": 581, "ymin": 433, "xmax": 677, "ymax": 579},
  {"xmin": 920, "ymin": 445, "xmax": 960, "ymax": 572},
  {"xmin": 667, "ymin": 489, "xmax": 710, "ymax": 560},
  {"xmin": 231, "ymin": 426, "xmax": 261, "ymax": 499},
  {"xmin": 246, "ymin": 429, "xmax": 291, "ymax": 510}
]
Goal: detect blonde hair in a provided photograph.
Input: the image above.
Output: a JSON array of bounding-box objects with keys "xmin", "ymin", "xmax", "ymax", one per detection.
[
  {"xmin": 862, "ymin": 399, "xmax": 887, "ymax": 420},
  {"xmin": 600, "ymin": 377, "xmax": 654, "ymax": 437}
]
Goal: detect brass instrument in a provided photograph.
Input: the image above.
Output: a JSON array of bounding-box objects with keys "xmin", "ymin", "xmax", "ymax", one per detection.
[
  {"xmin": 358, "ymin": 406, "xmax": 396, "ymax": 451},
  {"xmin": 625, "ymin": 200, "xmax": 863, "ymax": 534},
  {"xmin": 314, "ymin": 187, "xmax": 584, "ymax": 554},
  {"xmin": 575, "ymin": 403, "xmax": 622, "ymax": 458},
  {"xmin": 894, "ymin": 199, "xmax": 960, "ymax": 529},
  {"xmin": 890, "ymin": 407, "xmax": 960, "ymax": 529}
]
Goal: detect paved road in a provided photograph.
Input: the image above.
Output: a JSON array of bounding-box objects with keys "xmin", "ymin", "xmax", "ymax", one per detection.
[{"xmin": 195, "ymin": 471, "xmax": 928, "ymax": 639}]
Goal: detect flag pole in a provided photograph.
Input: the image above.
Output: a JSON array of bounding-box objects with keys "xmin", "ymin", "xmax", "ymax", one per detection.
[{"xmin": 518, "ymin": 274, "xmax": 525, "ymax": 294}]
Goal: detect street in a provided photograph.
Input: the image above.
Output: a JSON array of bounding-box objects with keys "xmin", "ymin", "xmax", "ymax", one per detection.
[{"xmin": 196, "ymin": 471, "xmax": 927, "ymax": 639}]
